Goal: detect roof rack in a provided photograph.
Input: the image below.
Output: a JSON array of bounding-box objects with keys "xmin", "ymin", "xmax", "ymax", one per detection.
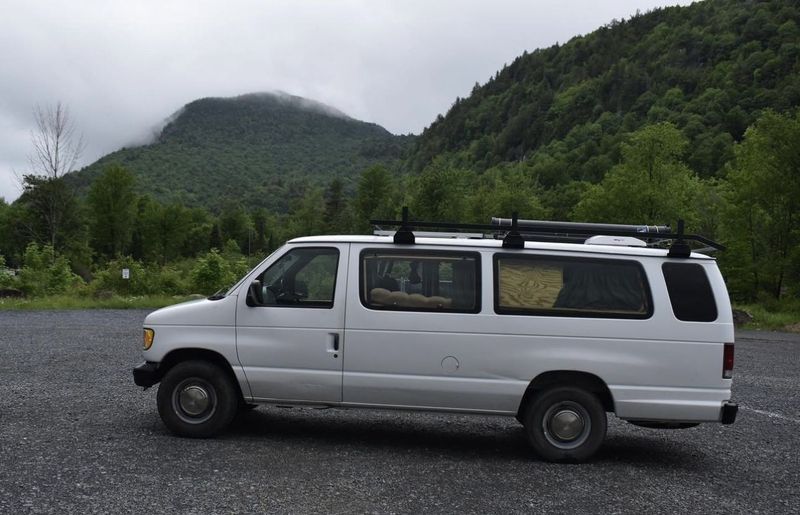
[
  {"xmin": 370, "ymin": 207, "xmax": 725, "ymax": 257},
  {"xmin": 492, "ymin": 217, "xmax": 724, "ymax": 257}
]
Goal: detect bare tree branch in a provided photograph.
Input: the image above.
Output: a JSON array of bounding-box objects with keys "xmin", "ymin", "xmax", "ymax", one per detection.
[
  {"xmin": 28, "ymin": 102, "xmax": 85, "ymax": 179},
  {"xmin": 18, "ymin": 102, "xmax": 86, "ymax": 255}
]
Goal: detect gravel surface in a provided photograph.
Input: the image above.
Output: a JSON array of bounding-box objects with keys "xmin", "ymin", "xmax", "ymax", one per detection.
[{"xmin": 0, "ymin": 310, "xmax": 798, "ymax": 514}]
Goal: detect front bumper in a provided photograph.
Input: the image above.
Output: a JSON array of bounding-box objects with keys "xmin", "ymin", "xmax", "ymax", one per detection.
[
  {"xmin": 720, "ymin": 401, "xmax": 738, "ymax": 424},
  {"xmin": 133, "ymin": 361, "xmax": 160, "ymax": 388}
]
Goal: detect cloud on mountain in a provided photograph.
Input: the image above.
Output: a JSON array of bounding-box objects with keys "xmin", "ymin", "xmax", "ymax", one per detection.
[{"xmin": 0, "ymin": 0, "xmax": 692, "ymax": 201}]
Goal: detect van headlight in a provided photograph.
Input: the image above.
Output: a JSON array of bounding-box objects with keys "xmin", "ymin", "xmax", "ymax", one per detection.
[{"xmin": 143, "ymin": 328, "xmax": 155, "ymax": 350}]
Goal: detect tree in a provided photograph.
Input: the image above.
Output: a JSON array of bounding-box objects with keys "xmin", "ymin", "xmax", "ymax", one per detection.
[
  {"xmin": 138, "ymin": 201, "xmax": 192, "ymax": 265},
  {"xmin": 19, "ymin": 102, "xmax": 86, "ymax": 254},
  {"xmin": 28, "ymin": 102, "xmax": 85, "ymax": 180},
  {"xmin": 218, "ymin": 202, "xmax": 253, "ymax": 253},
  {"xmin": 573, "ymin": 123, "xmax": 701, "ymax": 226},
  {"xmin": 17, "ymin": 175, "xmax": 88, "ymax": 266},
  {"xmin": 250, "ymin": 208, "xmax": 274, "ymax": 254},
  {"xmin": 288, "ymin": 187, "xmax": 328, "ymax": 237},
  {"xmin": 87, "ymin": 164, "xmax": 137, "ymax": 258},
  {"xmin": 467, "ymin": 164, "xmax": 549, "ymax": 223},
  {"xmin": 181, "ymin": 207, "xmax": 214, "ymax": 257},
  {"xmin": 354, "ymin": 165, "xmax": 396, "ymax": 231},
  {"xmin": 324, "ymin": 178, "xmax": 352, "ymax": 233},
  {"xmin": 410, "ymin": 157, "xmax": 470, "ymax": 222},
  {"xmin": 720, "ymin": 110, "xmax": 800, "ymax": 299}
]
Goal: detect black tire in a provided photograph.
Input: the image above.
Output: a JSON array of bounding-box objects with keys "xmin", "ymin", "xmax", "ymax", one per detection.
[
  {"xmin": 523, "ymin": 386, "xmax": 607, "ymax": 463},
  {"xmin": 157, "ymin": 360, "xmax": 239, "ymax": 438}
]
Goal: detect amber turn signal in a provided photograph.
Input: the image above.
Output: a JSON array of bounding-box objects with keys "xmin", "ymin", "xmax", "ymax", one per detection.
[{"xmin": 143, "ymin": 328, "xmax": 155, "ymax": 350}]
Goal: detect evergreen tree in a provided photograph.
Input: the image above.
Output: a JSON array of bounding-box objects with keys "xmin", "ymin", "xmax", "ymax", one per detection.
[
  {"xmin": 218, "ymin": 202, "xmax": 253, "ymax": 253},
  {"xmin": 324, "ymin": 178, "xmax": 352, "ymax": 233},
  {"xmin": 354, "ymin": 165, "xmax": 396, "ymax": 231}
]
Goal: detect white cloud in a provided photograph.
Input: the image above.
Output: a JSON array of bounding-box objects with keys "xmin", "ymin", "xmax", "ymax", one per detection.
[{"xmin": 0, "ymin": 0, "xmax": 693, "ymax": 201}]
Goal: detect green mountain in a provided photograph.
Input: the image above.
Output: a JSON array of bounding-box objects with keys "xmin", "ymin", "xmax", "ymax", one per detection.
[
  {"xmin": 408, "ymin": 0, "xmax": 800, "ymax": 185},
  {"xmin": 69, "ymin": 92, "xmax": 413, "ymax": 212}
]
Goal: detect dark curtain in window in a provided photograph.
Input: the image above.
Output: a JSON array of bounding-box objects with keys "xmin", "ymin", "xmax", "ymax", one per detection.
[
  {"xmin": 422, "ymin": 261, "xmax": 439, "ymax": 296},
  {"xmin": 451, "ymin": 260, "xmax": 475, "ymax": 308},
  {"xmin": 553, "ymin": 263, "xmax": 645, "ymax": 312}
]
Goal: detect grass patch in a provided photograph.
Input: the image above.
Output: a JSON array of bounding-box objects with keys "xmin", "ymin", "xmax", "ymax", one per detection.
[
  {"xmin": 0, "ymin": 294, "xmax": 199, "ymax": 310},
  {"xmin": 4, "ymin": 294, "xmax": 799, "ymax": 332},
  {"xmin": 735, "ymin": 302, "xmax": 800, "ymax": 332}
]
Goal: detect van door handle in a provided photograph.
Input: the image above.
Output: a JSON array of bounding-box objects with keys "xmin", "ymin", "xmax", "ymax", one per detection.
[{"xmin": 332, "ymin": 333, "xmax": 340, "ymax": 351}]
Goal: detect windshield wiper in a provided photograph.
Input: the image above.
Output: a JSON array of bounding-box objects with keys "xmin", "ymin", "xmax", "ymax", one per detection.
[{"xmin": 207, "ymin": 288, "xmax": 227, "ymax": 301}]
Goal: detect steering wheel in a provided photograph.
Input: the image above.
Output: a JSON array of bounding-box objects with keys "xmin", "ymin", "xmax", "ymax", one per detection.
[{"xmin": 267, "ymin": 280, "xmax": 307, "ymax": 304}]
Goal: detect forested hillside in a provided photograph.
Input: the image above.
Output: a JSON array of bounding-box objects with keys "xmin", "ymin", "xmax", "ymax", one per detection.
[
  {"xmin": 409, "ymin": 0, "xmax": 799, "ymax": 183},
  {"xmin": 3, "ymin": 0, "xmax": 799, "ymax": 314},
  {"xmin": 68, "ymin": 92, "xmax": 413, "ymax": 211}
]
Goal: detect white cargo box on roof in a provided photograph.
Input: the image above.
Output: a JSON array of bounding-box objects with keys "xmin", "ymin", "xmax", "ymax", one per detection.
[{"xmin": 584, "ymin": 235, "xmax": 648, "ymax": 247}]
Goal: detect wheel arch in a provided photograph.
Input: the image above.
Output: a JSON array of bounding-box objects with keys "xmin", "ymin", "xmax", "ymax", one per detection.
[
  {"xmin": 158, "ymin": 348, "xmax": 245, "ymax": 403},
  {"xmin": 517, "ymin": 370, "xmax": 615, "ymax": 420}
]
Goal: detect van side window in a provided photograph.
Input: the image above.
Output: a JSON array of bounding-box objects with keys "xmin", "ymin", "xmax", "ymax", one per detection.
[
  {"xmin": 662, "ymin": 263, "xmax": 718, "ymax": 322},
  {"xmin": 494, "ymin": 254, "xmax": 652, "ymax": 319},
  {"xmin": 257, "ymin": 247, "xmax": 339, "ymax": 308},
  {"xmin": 360, "ymin": 250, "xmax": 480, "ymax": 313}
]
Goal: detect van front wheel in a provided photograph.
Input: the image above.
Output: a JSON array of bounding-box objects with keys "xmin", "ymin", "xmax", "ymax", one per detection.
[
  {"xmin": 523, "ymin": 386, "xmax": 607, "ymax": 462},
  {"xmin": 157, "ymin": 360, "xmax": 238, "ymax": 438}
]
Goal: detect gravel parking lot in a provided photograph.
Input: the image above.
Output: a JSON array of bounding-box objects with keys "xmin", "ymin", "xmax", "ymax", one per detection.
[{"xmin": 0, "ymin": 309, "xmax": 798, "ymax": 514}]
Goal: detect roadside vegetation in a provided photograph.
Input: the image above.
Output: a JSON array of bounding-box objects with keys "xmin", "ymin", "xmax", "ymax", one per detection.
[{"xmin": 733, "ymin": 300, "xmax": 800, "ymax": 332}]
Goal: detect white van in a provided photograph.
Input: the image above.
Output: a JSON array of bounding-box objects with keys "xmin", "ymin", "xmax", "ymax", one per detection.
[{"xmin": 133, "ymin": 214, "xmax": 737, "ymax": 462}]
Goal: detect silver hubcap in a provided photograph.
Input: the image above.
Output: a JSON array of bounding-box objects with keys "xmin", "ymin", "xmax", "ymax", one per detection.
[
  {"xmin": 550, "ymin": 409, "xmax": 584, "ymax": 440},
  {"xmin": 179, "ymin": 385, "xmax": 210, "ymax": 416},
  {"xmin": 172, "ymin": 378, "xmax": 217, "ymax": 424},
  {"xmin": 542, "ymin": 401, "xmax": 591, "ymax": 450}
]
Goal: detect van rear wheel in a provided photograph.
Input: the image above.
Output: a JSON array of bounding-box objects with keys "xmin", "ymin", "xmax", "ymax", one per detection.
[
  {"xmin": 523, "ymin": 386, "xmax": 607, "ymax": 462},
  {"xmin": 157, "ymin": 360, "xmax": 238, "ymax": 438}
]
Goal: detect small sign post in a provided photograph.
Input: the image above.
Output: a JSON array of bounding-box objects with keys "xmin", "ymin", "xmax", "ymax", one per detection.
[{"xmin": 122, "ymin": 268, "xmax": 130, "ymax": 280}]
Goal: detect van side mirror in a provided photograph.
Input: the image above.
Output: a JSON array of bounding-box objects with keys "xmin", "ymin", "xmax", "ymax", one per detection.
[{"xmin": 246, "ymin": 280, "xmax": 263, "ymax": 307}]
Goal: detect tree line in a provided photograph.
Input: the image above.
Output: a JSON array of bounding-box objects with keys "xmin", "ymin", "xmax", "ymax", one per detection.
[{"xmin": 1, "ymin": 109, "xmax": 798, "ymax": 302}]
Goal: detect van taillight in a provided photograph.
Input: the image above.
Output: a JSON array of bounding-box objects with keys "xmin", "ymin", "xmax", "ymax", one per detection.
[{"xmin": 723, "ymin": 343, "xmax": 734, "ymax": 379}]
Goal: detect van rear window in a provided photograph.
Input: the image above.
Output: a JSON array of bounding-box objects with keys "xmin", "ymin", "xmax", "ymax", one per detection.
[
  {"xmin": 662, "ymin": 263, "xmax": 718, "ymax": 322},
  {"xmin": 494, "ymin": 254, "xmax": 652, "ymax": 319}
]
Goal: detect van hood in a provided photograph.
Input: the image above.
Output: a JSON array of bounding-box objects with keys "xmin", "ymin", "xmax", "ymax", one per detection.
[{"xmin": 144, "ymin": 295, "xmax": 237, "ymax": 326}]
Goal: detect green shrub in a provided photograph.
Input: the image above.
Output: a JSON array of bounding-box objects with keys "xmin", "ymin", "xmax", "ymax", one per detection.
[
  {"xmin": 191, "ymin": 249, "xmax": 235, "ymax": 295},
  {"xmin": 150, "ymin": 265, "xmax": 189, "ymax": 295},
  {"xmin": 17, "ymin": 243, "xmax": 83, "ymax": 296},
  {"xmin": 92, "ymin": 257, "xmax": 190, "ymax": 296},
  {"xmin": 0, "ymin": 255, "xmax": 15, "ymax": 289}
]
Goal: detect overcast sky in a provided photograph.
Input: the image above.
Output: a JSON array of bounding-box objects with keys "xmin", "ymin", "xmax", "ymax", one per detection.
[{"xmin": 0, "ymin": 0, "xmax": 693, "ymax": 202}]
